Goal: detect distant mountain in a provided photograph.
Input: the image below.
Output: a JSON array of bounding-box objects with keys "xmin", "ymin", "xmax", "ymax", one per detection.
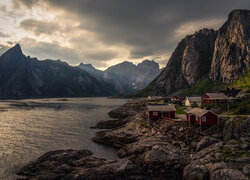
[
  {"xmin": 77, "ymin": 60, "xmax": 162, "ymax": 94},
  {"xmin": 133, "ymin": 60, "xmax": 163, "ymax": 90},
  {"xmin": 138, "ymin": 9, "xmax": 250, "ymax": 96},
  {"xmin": 0, "ymin": 44, "xmax": 116, "ymax": 98},
  {"xmin": 78, "ymin": 63, "xmax": 104, "ymax": 81}
]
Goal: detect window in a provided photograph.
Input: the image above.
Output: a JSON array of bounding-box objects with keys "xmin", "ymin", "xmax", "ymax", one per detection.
[
  {"xmin": 153, "ymin": 112, "xmax": 158, "ymax": 116},
  {"xmin": 202, "ymin": 116, "xmax": 207, "ymax": 122}
]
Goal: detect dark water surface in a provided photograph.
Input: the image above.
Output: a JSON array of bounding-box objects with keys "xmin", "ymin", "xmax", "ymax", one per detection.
[{"xmin": 0, "ymin": 97, "xmax": 126, "ymax": 179}]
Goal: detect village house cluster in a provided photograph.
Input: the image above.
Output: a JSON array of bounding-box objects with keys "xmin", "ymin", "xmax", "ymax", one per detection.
[{"xmin": 146, "ymin": 88, "xmax": 249, "ymax": 126}]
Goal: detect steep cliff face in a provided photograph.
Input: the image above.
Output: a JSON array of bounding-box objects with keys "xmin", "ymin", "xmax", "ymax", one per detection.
[
  {"xmin": 210, "ymin": 10, "xmax": 250, "ymax": 82},
  {"xmin": 146, "ymin": 36, "xmax": 191, "ymax": 95},
  {"xmin": 141, "ymin": 9, "xmax": 249, "ymax": 96},
  {"xmin": 182, "ymin": 29, "xmax": 217, "ymax": 85},
  {"xmin": 145, "ymin": 29, "xmax": 217, "ymax": 96}
]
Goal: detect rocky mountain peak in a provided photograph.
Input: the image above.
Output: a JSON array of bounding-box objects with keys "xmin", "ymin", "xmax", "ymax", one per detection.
[
  {"xmin": 0, "ymin": 44, "xmax": 24, "ymax": 62},
  {"xmin": 209, "ymin": 9, "xmax": 249, "ymax": 82},
  {"xmin": 79, "ymin": 63, "xmax": 95, "ymax": 69},
  {"xmin": 228, "ymin": 9, "xmax": 250, "ymax": 21},
  {"xmin": 137, "ymin": 60, "xmax": 159, "ymax": 71},
  {"xmin": 3, "ymin": 44, "xmax": 23, "ymax": 56},
  {"xmin": 139, "ymin": 9, "xmax": 249, "ymax": 96}
]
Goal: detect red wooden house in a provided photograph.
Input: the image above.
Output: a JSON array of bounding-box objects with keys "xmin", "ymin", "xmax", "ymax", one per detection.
[
  {"xmin": 201, "ymin": 93, "xmax": 228, "ymax": 105},
  {"xmin": 147, "ymin": 104, "xmax": 176, "ymax": 120},
  {"xmin": 186, "ymin": 108, "xmax": 218, "ymax": 126}
]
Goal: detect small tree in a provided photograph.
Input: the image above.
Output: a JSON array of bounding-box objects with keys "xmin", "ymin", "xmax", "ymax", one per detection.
[{"xmin": 191, "ymin": 102, "xmax": 198, "ymax": 108}]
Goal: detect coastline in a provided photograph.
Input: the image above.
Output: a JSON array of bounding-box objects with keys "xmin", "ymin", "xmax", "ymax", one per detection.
[{"xmin": 17, "ymin": 100, "xmax": 250, "ymax": 179}]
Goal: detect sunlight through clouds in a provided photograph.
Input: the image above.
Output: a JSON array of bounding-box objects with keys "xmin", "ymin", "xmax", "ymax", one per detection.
[{"xmin": 0, "ymin": 0, "xmax": 249, "ymax": 69}]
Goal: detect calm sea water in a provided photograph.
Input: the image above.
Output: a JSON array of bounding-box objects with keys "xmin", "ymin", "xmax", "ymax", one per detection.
[{"xmin": 0, "ymin": 97, "xmax": 126, "ymax": 180}]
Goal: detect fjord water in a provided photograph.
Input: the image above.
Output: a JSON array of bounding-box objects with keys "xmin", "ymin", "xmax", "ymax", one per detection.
[{"xmin": 0, "ymin": 97, "xmax": 126, "ymax": 179}]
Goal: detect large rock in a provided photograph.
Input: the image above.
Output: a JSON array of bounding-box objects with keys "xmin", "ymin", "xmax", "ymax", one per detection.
[
  {"xmin": 90, "ymin": 117, "xmax": 132, "ymax": 129},
  {"xmin": 17, "ymin": 149, "xmax": 149, "ymax": 180},
  {"xmin": 196, "ymin": 136, "xmax": 219, "ymax": 151},
  {"xmin": 211, "ymin": 169, "xmax": 248, "ymax": 180},
  {"xmin": 118, "ymin": 135, "xmax": 190, "ymax": 179},
  {"xmin": 223, "ymin": 117, "xmax": 250, "ymax": 141},
  {"xmin": 183, "ymin": 139, "xmax": 250, "ymax": 180},
  {"xmin": 108, "ymin": 104, "xmax": 139, "ymax": 119},
  {"xmin": 92, "ymin": 114, "xmax": 150, "ymax": 148}
]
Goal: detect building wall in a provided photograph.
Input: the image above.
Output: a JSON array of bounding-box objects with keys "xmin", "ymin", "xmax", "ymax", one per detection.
[
  {"xmin": 187, "ymin": 112, "xmax": 218, "ymax": 125},
  {"xmin": 201, "ymin": 94, "xmax": 227, "ymax": 105},
  {"xmin": 185, "ymin": 99, "xmax": 191, "ymax": 106},
  {"xmin": 201, "ymin": 94, "xmax": 211, "ymax": 105},
  {"xmin": 149, "ymin": 111, "xmax": 176, "ymax": 120},
  {"xmin": 149, "ymin": 111, "xmax": 162, "ymax": 120},
  {"xmin": 170, "ymin": 111, "xmax": 176, "ymax": 118},
  {"xmin": 200, "ymin": 112, "xmax": 218, "ymax": 125}
]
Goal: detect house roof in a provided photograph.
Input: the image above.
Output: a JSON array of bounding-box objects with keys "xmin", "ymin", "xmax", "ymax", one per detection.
[
  {"xmin": 187, "ymin": 108, "xmax": 217, "ymax": 117},
  {"xmin": 186, "ymin": 97, "xmax": 201, "ymax": 102},
  {"xmin": 148, "ymin": 105, "xmax": 176, "ymax": 112},
  {"xmin": 220, "ymin": 88, "xmax": 242, "ymax": 97},
  {"xmin": 205, "ymin": 93, "xmax": 228, "ymax": 99}
]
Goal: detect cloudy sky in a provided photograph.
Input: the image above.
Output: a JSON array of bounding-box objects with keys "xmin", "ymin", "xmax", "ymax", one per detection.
[{"xmin": 0, "ymin": 0, "xmax": 249, "ymax": 70}]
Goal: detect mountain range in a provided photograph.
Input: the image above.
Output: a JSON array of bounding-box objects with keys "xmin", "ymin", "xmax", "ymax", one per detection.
[
  {"xmin": 138, "ymin": 9, "xmax": 250, "ymax": 96},
  {"xmin": 0, "ymin": 44, "xmax": 162, "ymax": 98},
  {"xmin": 0, "ymin": 9, "xmax": 248, "ymax": 99},
  {"xmin": 77, "ymin": 60, "xmax": 162, "ymax": 93}
]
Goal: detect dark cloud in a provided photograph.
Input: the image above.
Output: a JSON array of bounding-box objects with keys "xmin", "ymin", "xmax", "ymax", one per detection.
[
  {"xmin": 13, "ymin": 0, "xmax": 250, "ymax": 67},
  {"xmin": 18, "ymin": 38, "xmax": 118, "ymax": 68},
  {"xmin": 19, "ymin": 19, "xmax": 60, "ymax": 36}
]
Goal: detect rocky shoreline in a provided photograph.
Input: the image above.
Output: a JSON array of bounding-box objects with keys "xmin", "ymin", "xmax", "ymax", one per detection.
[{"xmin": 17, "ymin": 102, "xmax": 250, "ymax": 179}]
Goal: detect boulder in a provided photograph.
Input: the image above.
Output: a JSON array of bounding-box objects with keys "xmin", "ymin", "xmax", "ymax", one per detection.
[
  {"xmin": 211, "ymin": 169, "xmax": 248, "ymax": 180},
  {"xmin": 196, "ymin": 136, "xmax": 219, "ymax": 151},
  {"xmin": 90, "ymin": 117, "xmax": 131, "ymax": 129},
  {"xmin": 118, "ymin": 135, "xmax": 189, "ymax": 179},
  {"xmin": 92, "ymin": 114, "xmax": 150, "ymax": 148},
  {"xmin": 17, "ymin": 149, "xmax": 149, "ymax": 180}
]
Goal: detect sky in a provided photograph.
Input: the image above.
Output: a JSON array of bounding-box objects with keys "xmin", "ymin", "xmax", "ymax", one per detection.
[{"xmin": 0, "ymin": 0, "xmax": 249, "ymax": 70}]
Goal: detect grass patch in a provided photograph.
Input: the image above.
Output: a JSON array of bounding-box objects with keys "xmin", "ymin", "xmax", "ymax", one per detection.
[
  {"xmin": 202, "ymin": 100, "xmax": 250, "ymax": 115},
  {"xmin": 229, "ymin": 71, "xmax": 250, "ymax": 92},
  {"xmin": 216, "ymin": 148, "xmax": 250, "ymax": 160},
  {"xmin": 176, "ymin": 105, "xmax": 187, "ymax": 114},
  {"xmin": 183, "ymin": 79, "xmax": 225, "ymax": 96}
]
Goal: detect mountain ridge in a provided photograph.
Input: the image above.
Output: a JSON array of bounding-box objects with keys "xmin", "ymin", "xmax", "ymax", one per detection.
[
  {"xmin": 137, "ymin": 9, "xmax": 250, "ymax": 96},
  {"xmin": 77, "ymin": 59, "xmax": 162, "ymax": 93},
  {"xmin": 0, "ymin": 44, "xmax": 116, "ymax": 98}
]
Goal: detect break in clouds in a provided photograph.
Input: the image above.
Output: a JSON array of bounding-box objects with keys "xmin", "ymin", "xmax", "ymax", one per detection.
[{"xmin": 0, "ymin": 0, "xmax": 249, "ymax": 69}]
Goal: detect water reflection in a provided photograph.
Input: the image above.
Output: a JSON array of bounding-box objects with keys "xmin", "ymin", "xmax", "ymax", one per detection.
[{"xmin": 0, "ymin": 97, "xmax": 126, "ymax": 179}]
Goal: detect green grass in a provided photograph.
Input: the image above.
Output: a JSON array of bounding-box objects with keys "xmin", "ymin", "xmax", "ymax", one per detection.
[
  {"xmin": 183, "ymin": 79, "xmax": 224, "ymax": 96},
  {"xmin": 229, "ymin": 71, "xmax": 250, "ymax": 92},
  {"xmin": 202, "ymin": 100, "xmax": 250, "ymax": 115},
  {"xmin": 176, "ymin": 105, "xmax": 187, "ymax": 114}
]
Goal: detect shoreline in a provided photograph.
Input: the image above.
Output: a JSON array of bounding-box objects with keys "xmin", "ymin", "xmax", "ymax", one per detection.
[{"xmin": 17, "ymin": 100, "xmax": 250, "ymax": 179}]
